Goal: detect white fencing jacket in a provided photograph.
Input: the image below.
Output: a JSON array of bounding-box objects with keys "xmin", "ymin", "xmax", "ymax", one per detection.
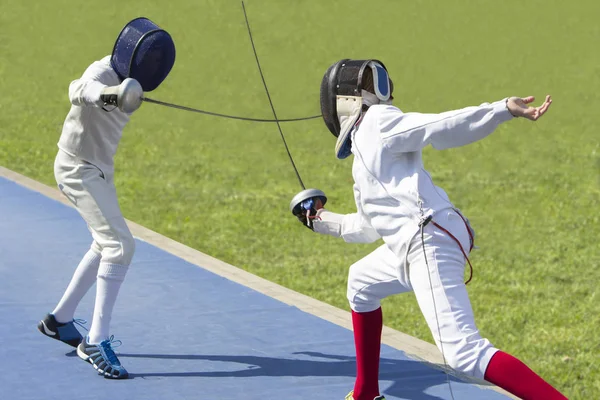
[
  {"xmin": 313, "ymin": 100, "xmax": 513, "ymax": 257},
  {"xmin": 58, "ymin": 56, "xmax": 129, "ymax": 175}
]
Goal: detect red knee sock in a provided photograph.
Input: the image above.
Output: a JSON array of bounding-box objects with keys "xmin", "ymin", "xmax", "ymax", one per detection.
[
  {"xmin": 352, "ymin": 307, "xmax": 383, "ymax": 400},
  {"xmin": 484, "ymin": 351, "xmax": 567, "ymax": 400}
]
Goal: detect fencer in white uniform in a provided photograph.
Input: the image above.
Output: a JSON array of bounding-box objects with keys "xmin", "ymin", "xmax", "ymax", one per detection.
[
  {"xmin": 37, "ymin": 17, "xmax": 175, "ymax": 379},
  {"xmin": 293, "ymin": 59, "xmax": 564, "ymax": 400}
]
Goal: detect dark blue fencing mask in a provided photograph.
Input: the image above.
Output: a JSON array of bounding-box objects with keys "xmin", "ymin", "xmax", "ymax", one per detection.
[{"xmin": 111, "ymin": 17, "xmax": 176, "ymax": 92}]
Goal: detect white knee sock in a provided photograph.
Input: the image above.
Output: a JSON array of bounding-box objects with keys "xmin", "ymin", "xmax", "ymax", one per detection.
[
  {"xmin": 52, "ymin": 249, "xmax": 101, "ymax": 323},
  {"xmin": 87, "ymin": 262, "xmax": 128, "ymax": 345}
]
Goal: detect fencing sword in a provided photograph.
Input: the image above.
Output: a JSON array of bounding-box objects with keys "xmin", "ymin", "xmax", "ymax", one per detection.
[
  {"xmin": 240, "ymin": 1, "xmax": 327, "ymax": 223},
  {"xmin": 142, "ymin": 96, "xmax": 322, "ymax": 123},
  {"xmin": 110, "ymin": 3, "xmax": 327, "ymax": 224},
  {"xmin": 104, "ymin": 78, "xmax": 321, "ymax": 123}
]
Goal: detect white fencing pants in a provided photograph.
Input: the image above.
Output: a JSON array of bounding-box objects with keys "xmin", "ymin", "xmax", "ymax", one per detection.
[
  {"xmin": 347, "ymin": 209, "xmax": 497, "ymax": 379},
  {"xmin": 54, "ymin": 150, "xmax": 135, "ymax": 266}
]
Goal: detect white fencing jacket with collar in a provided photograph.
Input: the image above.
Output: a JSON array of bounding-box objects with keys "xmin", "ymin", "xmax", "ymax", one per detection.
[{"xmin": 312, "ymin": 99, "xmax": 514, "ymax": 257}]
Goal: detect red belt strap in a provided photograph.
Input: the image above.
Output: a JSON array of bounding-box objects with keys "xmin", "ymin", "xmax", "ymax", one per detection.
[{"xmin": 430, "ymin": 211, "xmax": 474, "ymax": 284}]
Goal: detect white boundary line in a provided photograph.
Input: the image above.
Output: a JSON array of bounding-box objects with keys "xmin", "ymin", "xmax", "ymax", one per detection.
[{"xmin": 0, "ymin": 165, "xmax": 515, "ymax": 398}]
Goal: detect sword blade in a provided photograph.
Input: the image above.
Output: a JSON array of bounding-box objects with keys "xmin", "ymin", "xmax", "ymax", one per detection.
[
  {"xmin": 241, "ymin": 1, "xmax": 306, "ymax": 189},
  {"xmin": 142, "ymin": 97, "xmax": 321, "ymax": 123}
]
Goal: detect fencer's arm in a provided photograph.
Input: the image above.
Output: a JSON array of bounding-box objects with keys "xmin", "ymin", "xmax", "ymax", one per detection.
[
  {"xmin": 68, "ymin": 79, "xmax": 106, "ymax": 107},
  {"xmin": 68, "ymin": 61, "xmax": 110, "ymax": 107},
  {"xmin": 70, "ymin": 71, "xmax": 143, "ymax": 113},
  {"xmin": 379, "ymin": 99, "xmax": 514, "ymax": 152},
  {"xmin": 312, "ymin": 209, "xmax": 381, "ymax": 243}
]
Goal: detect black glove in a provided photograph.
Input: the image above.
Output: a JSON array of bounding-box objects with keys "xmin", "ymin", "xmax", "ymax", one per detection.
[
  {"xmin": 100, "ymin": 78, "xmax": 143, "ymax": 113},
  {"xmin": 100, "ymin": 86, "xmax": 119, "ymax": 110},
  {"xmin": 293, "ymin": 198, "xmax": 319, "ymax": 231}
]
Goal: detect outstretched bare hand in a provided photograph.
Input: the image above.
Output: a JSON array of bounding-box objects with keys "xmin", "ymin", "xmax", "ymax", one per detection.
[{"xmin": 507, "ymin": 95, "xmax": 552, "ymax": 121}]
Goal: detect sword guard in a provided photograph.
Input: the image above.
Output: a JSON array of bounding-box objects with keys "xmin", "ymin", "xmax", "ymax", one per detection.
[
  {"xmin": 117, "ymin": 78, "xmax": 144, "ymax": 113},
  {"xmin": 290, "ymin": 188, "xmax": 327, "ymax": 216}
]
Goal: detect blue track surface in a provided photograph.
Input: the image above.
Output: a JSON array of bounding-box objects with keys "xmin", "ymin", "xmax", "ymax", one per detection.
[{"xmin": 0, "ymin": 176, "xmax": 509, "ymax": 400}]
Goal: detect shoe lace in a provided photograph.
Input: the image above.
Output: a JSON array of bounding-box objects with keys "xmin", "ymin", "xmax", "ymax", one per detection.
[{"xmin": 100, "ymin": 335, "xmax": 123, "ymax": 365}]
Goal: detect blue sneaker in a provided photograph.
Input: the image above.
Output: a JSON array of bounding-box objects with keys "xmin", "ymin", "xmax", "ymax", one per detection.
[
  {"xmin": 37, "ymin": 313, "xmax": 85, "ymax": 347},
  {"xmin": 77, "ymin": 336, "xmax": 129, "ymax": 379}
]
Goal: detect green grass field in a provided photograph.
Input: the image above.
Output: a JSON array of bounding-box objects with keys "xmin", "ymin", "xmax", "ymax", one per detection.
[{"xmin": 1, "ymin": 0, "xmax": 599, "ymax": 398}]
